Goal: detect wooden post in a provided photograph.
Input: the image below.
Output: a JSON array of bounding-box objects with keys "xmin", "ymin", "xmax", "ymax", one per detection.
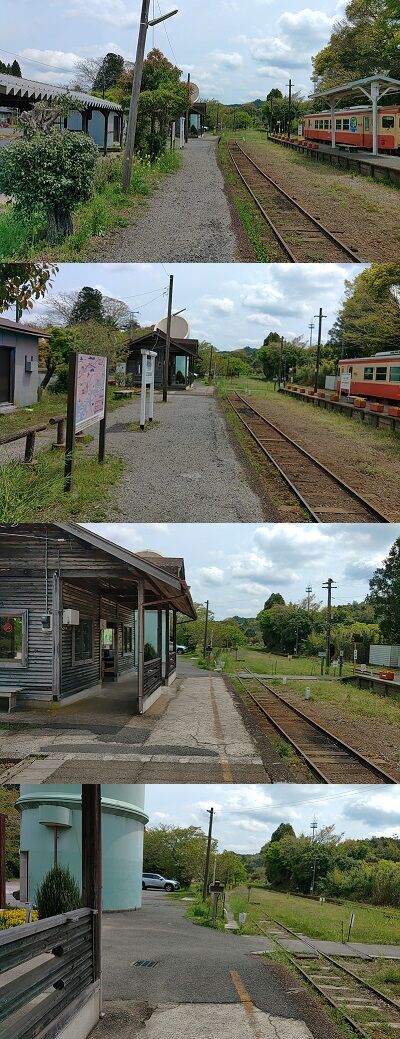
[
  {"xmin": 157, "ymin": 608, "xmax": 162, "ymax": 662},
  {"xmin": 82, "ymin": 786, "xmax": 102, "ymax": 984},
  {"xmin": 0, "ymin": 814, "xmax": 6, "ymax": 909},
  {"xmin": 56, "ymin": 417, "xmax": 66, "ymax": 448},
  {"xmin": 24, "ymin": 430, "xmax": 36, "ymax": 463},
  {"xmin": 172, "ymin": 610, "xmax": 177, "ymax": 656},
  {"xmin": 64, "ymin": 351, "xmax": 77, "ymax": 493},
  {"xmin": 138, "ymin": 577, "xmax": 144, "ymax": 713},
  {"xmin": 165, "ymin": 607, "xmax": 170, "ymax": 680},
  {"xmin": 52, "ymin": 572, "xmax": 62, "ymax": 700},
  {"xmin": 163, "ymin": 276, "xmax": 173, "ymax": 403},
  {"xmin": 103, "ymin": 113, "xmax": 109, "ymax": 156},
  {"xmin": 98, "ymin": 358, "xmax": 109, "ymax": 463}
]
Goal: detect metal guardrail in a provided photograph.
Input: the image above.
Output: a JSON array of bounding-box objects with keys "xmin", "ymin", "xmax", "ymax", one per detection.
[
  {"xmin": 0, "ymin": 908, "xmax": 95, "ymax": 1039},
  {"xmin": 143, "ymin": 657, "xmax": 162, "ymax": 698}
]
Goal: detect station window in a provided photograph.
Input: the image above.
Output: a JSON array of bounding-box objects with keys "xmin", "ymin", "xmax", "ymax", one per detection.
[
  {"xmin": 335, "ymin": 119, "xmax": 342, "ymax": 130},
  {"xmin": 375, "ymin": 366, "xmax": 387, "ymax": 381},
  {"xmin": 0, "ymin": 610, "xmax": 27, "ymax": 665},
  {"xmin": 382, "ymin": 115, "xmax": 394, "ymax": 129},
  {"xmin": 324, "ymin": 119, "xmax": 329, "ymax": 129},
  {"xmin": 363, "ymin": 367, "xmax": 374, "ymax": 380},
  {"xmin": 73, "ymin": 618, "xmax": 93, "ymax": 662},
  {"xmin": 123, "ymin": 625, "xmax": 133, "ymax": 655},
  {"xmin": 390, "ymin": 366, "xmax": 400, "ymax": 383},
  {"xmin": 342, "ymin": 118, "xmax": 350, "ymax": 130}
]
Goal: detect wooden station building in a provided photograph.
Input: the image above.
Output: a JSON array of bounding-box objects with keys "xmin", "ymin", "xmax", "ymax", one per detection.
[
  {"xmin": 0, "ymin": 524, "xmax": 196, "ymax": 714},
  {"xmin": 126, "ymin": 329, "xmax": 199, "ymax": 388}
]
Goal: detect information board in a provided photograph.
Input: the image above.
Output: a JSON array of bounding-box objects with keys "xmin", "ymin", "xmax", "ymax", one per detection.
[{"xmin": 75, "ymin": 354, "xmax": 107, "ymax": 433}]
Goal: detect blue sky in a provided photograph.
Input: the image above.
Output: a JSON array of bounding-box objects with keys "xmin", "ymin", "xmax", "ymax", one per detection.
[
  {"xmin": 3, "ymin": 0, "xmax": 345, "ymax": 103},
  {"xmin": 17, "ymin": 263, "xmax": 364, "ymax": 350},
  {"xmin": 144, "ymin": 785, "xmax": 400, "ymax": 853},
  {"xmin": 85, "ymin": 523, "xmax": 399, "ymax": 619}
]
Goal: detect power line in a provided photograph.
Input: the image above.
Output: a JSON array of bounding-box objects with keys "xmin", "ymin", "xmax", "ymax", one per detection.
[
  {"xmin": 0, "ymin": 47, "xmax": 77, "ymax": 76},
  {"xmin": 156, "ymin": 0, "xmax": 178, "ymax": 64}
]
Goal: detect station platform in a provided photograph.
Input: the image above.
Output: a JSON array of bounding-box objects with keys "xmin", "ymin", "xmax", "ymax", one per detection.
[
  {"xmin": 268, "ymin": 135, "xmax": 400, "ymax": 185},
  {"xmin": 279, "ymin": 386, "xmax": 400, "ymax": 433}
]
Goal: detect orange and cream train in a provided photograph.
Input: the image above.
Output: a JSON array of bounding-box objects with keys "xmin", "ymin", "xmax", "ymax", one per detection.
[
  {"xmin": 303, "ymin": 106, "xmax": 400, "ymax": 154},
  {"xmin": 337, "ymin": 354, "xmax": 400, "ymax": 403}
]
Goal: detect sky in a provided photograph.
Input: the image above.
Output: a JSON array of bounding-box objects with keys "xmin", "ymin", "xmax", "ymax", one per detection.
[
  {"xmin": 14, "ymin": 263, "xmax": 365, "ymax": 351},
  {"xmin": 85, "ymin": 523, "xmax": 399, "ymax": 619},
  {"xmin": 2, "ymin": 0, "xmax": 344, "ymax": 104},
  {"xmin": 144, "ymin": 784, "xmax": 400, "ymax": 854}
]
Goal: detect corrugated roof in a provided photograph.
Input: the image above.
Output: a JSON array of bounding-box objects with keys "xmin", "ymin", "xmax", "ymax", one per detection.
[
  {"xmin": 0, "ymin": 316, "xmax": 50, "ymax": 337},
  {"xmin": 0, "ymin": 72, "xmax": 122, "ymax": 112}
]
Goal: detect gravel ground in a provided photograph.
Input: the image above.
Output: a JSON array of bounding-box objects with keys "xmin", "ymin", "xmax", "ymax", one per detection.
[
  {"xmin": 245, "ymin": 393, "xmax": 400, "ymax": 520},
  {"xmin": 92, "ymin": 138, "xmax": 238, "ymax": 262},
  {"xmin": 236, "ymin": 138, "xmax": 400, "ymax": 262},
  {"xmin": 88, "ymin": 388, "xmax": 264, "ymax": 521}
]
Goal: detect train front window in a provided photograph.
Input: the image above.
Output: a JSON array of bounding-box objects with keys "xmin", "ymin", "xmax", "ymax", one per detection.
[
  {"xmin": 390, "ymin": 366, "xmax": 400, "ymax": 383},
  {"xmin": 363, "ymin": 367, "xmax": 373, "ymax": 380},
  {"xmin": 375, "ymin": 366, "xmax": 387, "ymax": 381},
  {"xmin": 382, "ymin": 115, "xmax": 394, "ymax": 129}
]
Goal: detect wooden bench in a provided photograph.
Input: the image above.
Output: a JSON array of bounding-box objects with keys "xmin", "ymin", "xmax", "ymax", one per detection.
[
  {"xmin": 113, "ymin": 388, "xmax": 135, "ymax": 398},
  {"xmin": 0, "ymin": 687, "xmax": 21, "ymax": 712}
]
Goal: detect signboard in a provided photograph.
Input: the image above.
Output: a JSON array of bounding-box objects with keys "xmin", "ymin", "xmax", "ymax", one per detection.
[
  {"xmin": 350, "ymin": 116, "xmax": 358, "ymax": 133},
  {"xmin": 238, "ymin": 912, "xmax": 247, "ymax": 926},
  {"xmin": 340, "ymin": 372, "xmax": 352, "ymax": 393},
  {"xmin": 140, "ymin": 349, "xmax": 157, "ymax": 430},
  {"xmin": 75, "ymin": 354, "xmax": 107, "ymax": 433}
]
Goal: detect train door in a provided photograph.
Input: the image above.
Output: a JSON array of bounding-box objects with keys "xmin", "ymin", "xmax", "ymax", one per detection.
[
  {"xmin": 0, "ymin": 347, "xmax": 12, "ymax": 404},
  {"xmin": 363, "ymin": 115, "xmax": 372, "ymax": 150}
]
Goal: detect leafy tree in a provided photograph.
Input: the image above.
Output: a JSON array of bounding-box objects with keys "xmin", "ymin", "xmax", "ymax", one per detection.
[
  {"xmin": 70, "ymin": 287, "xmax": 104, "ymax": 325},
  {"xmin": 212, "ymin": 620, "xmax": 246, "ymax": 649},
  {"xmin": 39, "ymin": 325, "xmax": 74, "ymax": 392},
  {"xmin": 327, "ymin": 264, "xmax": 400, "ymax": 360},
  {"xmin": 0, "ymin": 787, "xmax": 20, "ymax": 879},
  {"xmin": 176, "ymin": 603, "xmax": 215, "ymax": 652},
  {"xmin": 110, "ymin": 49, "xmax": 188, "ymax": 159},
  {"xmin": 93, "ymin": 53, "xmax": 125, "ymax": 94},
  {"xmin": 258, "ymin": 604, "xmax": 314, "ymax": 653},
  {"xmin": 0, "ymin": 130, "xmax": 98, "ymax": 243},
  {"xmin": 144, "ymin": 824, "xmax": 216, "ymax": 887},
  {"xmin": 262, "ymin": 593, "xmax": 285, "ymax": 612},
  {"xmin": 215, "ymin": 850, "xmax": 248, "ymax": 887},
  {"xmin": 0, "ymin": 263, "xmax": 58, "ymax": 313},
  {"xmin": 312, "ymin": 0, "xmax": 400, "ymax": 91},
  {"xmin": 270, "ymin": 823, "xmax": 296, "ymax": 843},
  {"xmin": 368, "ymin": 538, "xmax": 400, "ymax": 642},
  {"xmin": 0, "ymin": 59, "xmax": 21, "ymax": 76}
]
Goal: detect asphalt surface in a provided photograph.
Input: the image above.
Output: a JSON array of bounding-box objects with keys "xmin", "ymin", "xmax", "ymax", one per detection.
[
  {"xmin": 93, "ymin": 137, "xmax": 238, "ymax": 262},
  {"xmin": 102, "ymin": 892, "xmax": 305, "ymax": 1018}
]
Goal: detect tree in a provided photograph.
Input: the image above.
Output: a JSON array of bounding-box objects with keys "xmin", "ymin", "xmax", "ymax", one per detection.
[
  {"xmin": 0, "ymin": 130, "xmax": 98, "ymax": 243},
  {"xmin": 45, "ymin": 289, "xmax": 137, "ymax": 332},
  {"xmin": 93, "ymin": 53, "xmax": 125, "ymax": 94},
  {"xmin": 0, "ymin": 263, "xmax": 58, "ymax": 313},
  {"xmin": 0, "ymin": 787, "xmax": 20, "ymax": 879},
  {"xmin": 215, "ymin": 851, "xmax": 248, "ymax": 887},
  {"xmin": 312, "ymin": 0, "xmax": 400, "ymax": 91},
  {"xmin": 176, "ymin": 603, "xmax": 215, "ymax": 652},
  {"xmin": 368, "ymin": 538, "xmax": 400, "ymax": 642},
  {"xmin": 143, "ymin": 824, "xmax": 216, "ymax": 887},
  {"xmin": 327, "ymin": 264, "xmax": 400, "ymax": 360},
  {"xmin": 110, "ymin": 49, "xmax": 188, "ymax": 159},
  {"xmin": 262, "ymin": 593, "xmax": 285, "ymax": 612},
  {"xmin": 70, "ymin": 287, "xmax": 105, "ymax": 325},
  {"xmin": 270, "ymin": 823, "xmax": 296, "ymax": 843},
  {"xmin": 258, "ymin": 603, "xmax": 313, "ymax": 653},
  {"xmin": 39, "ymin": 325, "xmax": 74, "ymax": 392},
  {"xmin": 36, "ymin": 865, "xmax": 81, "ymax": 918},
  {"xmin": 212, "ymin": 620, "xmax": 246, "ymax": 649}
]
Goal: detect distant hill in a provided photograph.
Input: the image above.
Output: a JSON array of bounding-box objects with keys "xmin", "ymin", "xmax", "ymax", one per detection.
[{"xmin": 229, "ymin": 99, "xmax": 264, "ymax": 109}]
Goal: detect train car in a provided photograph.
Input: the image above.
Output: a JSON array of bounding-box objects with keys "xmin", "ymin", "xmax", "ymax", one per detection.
[
  {"xmin": 337, "ymin": 353, "xmax": 400, "ymax": 403},
  {"xmin": 303, "ymin": 105, "xmax": 400, "ymax": 154}
]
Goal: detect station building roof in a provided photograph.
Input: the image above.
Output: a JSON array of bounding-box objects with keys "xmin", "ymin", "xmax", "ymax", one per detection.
[
  {"xmin": 0, "ymin": 316, "xmax": 50, "ymax": 338},
  {"xmin": 0, "ymin": 72, "xmax": 122, "ymax": 112}
]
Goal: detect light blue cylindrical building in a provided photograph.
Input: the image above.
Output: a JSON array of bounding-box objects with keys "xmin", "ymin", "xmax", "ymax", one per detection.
[{"xmin": 16, "ymin": 785, "xmax": 148, "ymax": 911}]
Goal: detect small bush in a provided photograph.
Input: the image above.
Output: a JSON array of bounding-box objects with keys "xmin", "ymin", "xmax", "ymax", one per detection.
[
  {"xmin": 36, "ymin": 865, "xmax": 82, "ymax": 919},
  {"xmin": 144, "ymin": 642, "xmax": 158, "ymax": 661}
]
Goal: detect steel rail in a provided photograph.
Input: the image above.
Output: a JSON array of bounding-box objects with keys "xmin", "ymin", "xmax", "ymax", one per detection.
[
  {"xmin": 246, "ymin": 909, "xmax": 400, "ymax": 1038},
  {"xmin": 226, "ymin": 391, "xmax": 389, "ymax": 523},
  {"xmin": 238, "ymin": 667, "xmax": 398, "ymax": 784},
  {"xmin": 227, "ymin": 144, "xmax": 297, "ymax": 261},
  {"xmin": 228, "ymin": 141, "xmax": 362, "ymax": 263}
]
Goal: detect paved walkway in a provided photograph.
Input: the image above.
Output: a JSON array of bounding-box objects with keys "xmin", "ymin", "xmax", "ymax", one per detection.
[
  {"xmin": 0, "ymin": 671, "xmax": 268, "ymax": 784},
  {"xmin": 92, "ymin": 138, "xmax": 238, "ymax": 262}
]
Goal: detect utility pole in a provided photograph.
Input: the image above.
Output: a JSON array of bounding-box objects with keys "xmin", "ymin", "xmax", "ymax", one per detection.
[
  {"xmin": 287, "ymin": 78, "xmax": 292, "ymax": 139},
  {"xmin": 278, "ymin": 336, "xmax": 284, "ymax": 386},
  {"xmin": 203, "ymin": 599, "xmax": 209, "ymax": 658},
  {"xmin": 0, "ymin": 813, "xmax": 5, "ymax": 909},
  {"xmin": 208, "ymin": 345, "xmax": 214, "ymax": 381},
  {"xmin": 310, "ymin": 816, "xmax": 317, "ymax": 895},
  {"xmin": 306, "ymin": 585, "xmax": 312, "ymax": 612},
  {"xmin": 185, "ymin": 72, "xmax": 191, "ymax": 143},
  {"xmin": 163, "ymin": 275, "xmax": 174, "ymax": 403},
  {"xmin": 202, "ymin": 807, "xmax": 214, "ymax": 901},
  {"xmin": 322, "ymin": 577, "xmax": 337, "ymax": 670},
  {"xmin": 313, "ymin": 307, "xmax": 326, "ymax": 393},
  {"xmin": 308, "ymin": 322, "xmax": 314, "ymax": 348},
  {"xmin": 122, "ymin": 1, "xmax": 178, "ymax": 191}
]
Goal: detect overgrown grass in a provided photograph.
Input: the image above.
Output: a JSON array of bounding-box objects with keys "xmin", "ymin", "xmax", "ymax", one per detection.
[
  {"xmin": 229, "ymin": 888, "xmax": 400, "ymax": 944},
  {"xmin": 283, "ymin": 678, "xmax": 400, "ymax": 726},
  {"xmin": 0, "ymin": 446, "xmax": 123, "ymax": 521},
  {"xmin": 223, "ymin": 646, "xmax": 352, "ymax": 678},
  {"xmin": 185, "ymin": 897, "xmax": 225, "ymax": 930},
  {"xmin": 0, "ymin": 149, "xmax": 181, "ymax": 260}
]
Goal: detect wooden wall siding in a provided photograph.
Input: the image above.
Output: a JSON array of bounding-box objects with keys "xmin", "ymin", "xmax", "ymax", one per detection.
[
  {"xmin": 99, "ymin": 594, "xmax": 135, "ymax": 677},
  {"xmin": 0, "ymin": 578, "xmax": 53, "ymax": 696},
  {"xmin": 0, "ymin": 525, "xmax": 140, "ymax": 589},
  {"xmin": 61, "ymin": 583, "xmax": 101, "ymax": 698},
  {"xmin": 143, "ymin": 657, "xmax": 162, "ymax": 700}
]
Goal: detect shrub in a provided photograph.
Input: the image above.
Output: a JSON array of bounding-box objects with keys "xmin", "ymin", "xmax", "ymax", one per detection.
[
  {"xmin": 35, "ymin": 865, "xmax": 82, "ymax": 919},
  {"xmin": 144, "ymin": 642, "xmax": 158, "ymax": 661},
  {"xmin": 0, "ymin": 130, "xmax": 98, "ymax": 243},
  {"xmin": 175, "ymin": 370, "xmax": 185, "ymax": 384}
]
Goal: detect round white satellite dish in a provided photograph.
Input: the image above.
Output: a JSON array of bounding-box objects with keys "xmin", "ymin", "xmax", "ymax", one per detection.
[
  {"xmin": 155, "ymin": 314, "xmax": 189, "ymax": 339},
  {"xmin": 189, "ymin": 82, "xmax": 199, "ymax": 104}
]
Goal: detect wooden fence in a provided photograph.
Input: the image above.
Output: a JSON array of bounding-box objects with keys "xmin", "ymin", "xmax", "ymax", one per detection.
[
  {"xmin": 0, "ymin": 908, "xmax": 97, "ymax": 1039},
  {"xmin": 0, "ymin": 416, "xmax": 66, "ymax": 464},
  {"xmin": 143, "ymin": 657, "xmax": 162, "ymax": 700}
]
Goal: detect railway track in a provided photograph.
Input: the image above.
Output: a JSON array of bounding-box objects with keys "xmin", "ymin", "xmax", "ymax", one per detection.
[
  {"xmin": 235, "ymin": 668, "xmax": 398, "ymax": 784},
  {"xmin": 227, "ymin": 140, "xmax": 362, "ymax": 262},
  {"xmin": 245, "ymin": 907, "xmax": 400, "ymax": 1039},
  {"xmin": 226, "ymin": 392, "xmax": 389, "ymax": 523}
]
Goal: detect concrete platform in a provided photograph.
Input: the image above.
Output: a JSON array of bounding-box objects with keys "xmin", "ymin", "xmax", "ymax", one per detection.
[{"xmin": 277, "ymin": 935, "xmax": 400, "ymax": 959}]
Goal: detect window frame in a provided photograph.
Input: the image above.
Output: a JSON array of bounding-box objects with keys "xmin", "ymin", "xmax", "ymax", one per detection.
[
  {"xmin": 363, "ymin": 366, "xmax": 374, "ymax": 381},
  {"xmin": 0, "ymin": 609, "xmax": 28, "ymax": 667},
  {"xmin": 375, "ymin": 366, "xmax": 388, "ymax": 382},
  {"xmin": 389, "ymin": 366, "xmax": 400, "ymax": 383},
  {"xmin": 72, "ymin": 616, "xmax": 94, "ymax": 665},
  {"xmin": 382, "ymin": 115, "xmax": 394, "ymax": 129},
  {"xmin": 342, "ymin": 118, "xmax": 350, "ymax": 130},
  {"xmin": 335, "ymin": 118, "xmax": 342, "ymax": 130}
]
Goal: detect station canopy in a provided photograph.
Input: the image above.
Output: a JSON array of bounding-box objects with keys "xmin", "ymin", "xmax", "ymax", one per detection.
[
  {"xmin": 308, "ymin": 75, "xmax": 400, "ymax": 156},
  {"xmin": 0, "ymin": 72, "xmax": 122, "ymax": 114}
]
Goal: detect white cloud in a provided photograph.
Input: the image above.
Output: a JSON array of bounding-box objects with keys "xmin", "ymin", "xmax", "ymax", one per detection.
[
  {"xmin": 200, "ymin": 296, "xmax": 235, "ymax": 315},
  {"xmin": 20, "ymin": 48, "xmax": 80, "ymax": 70},
  {"xmin": 197, "ymin": 566, "xmax": 225, "ymax": 585},
  {"xmin": 212, "ymin": 51, "xmax": 243, "ymax": 70},
  {"xmin": 65, "ymin": 0, "xmax": 138, "ymax": 28}
]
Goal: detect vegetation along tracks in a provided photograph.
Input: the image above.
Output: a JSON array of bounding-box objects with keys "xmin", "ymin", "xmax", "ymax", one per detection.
[
  {"xmin": 244, "ymin": 908, "xmax": 400, "ymax": 1039},
  {"xmin": 226, "ymin": 392, "xmax": 389, "ymax": 524},
  {"xmin": 235, "ymin": 668, "xmax": 399, "ymax": 784},
  {"xmin": 227, "ymin": 141, "xmax": 362, "ymax": 262}
]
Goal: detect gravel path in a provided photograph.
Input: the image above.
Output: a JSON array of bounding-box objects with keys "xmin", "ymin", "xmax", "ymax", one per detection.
[
  {"xmin": 92, "ymin": 138, "xmax": 238, "ymax": 262},
  {"xmin": 93, "ymin": 388, "xmax": 264, "ymax": 521}
]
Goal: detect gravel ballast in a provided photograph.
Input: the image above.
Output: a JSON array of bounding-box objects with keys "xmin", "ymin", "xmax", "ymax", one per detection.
[{"xmin": 92, "ymin": 138, "xmax": 238, "ymax": 262}]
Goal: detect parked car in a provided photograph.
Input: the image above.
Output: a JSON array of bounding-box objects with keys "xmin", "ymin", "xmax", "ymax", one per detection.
[
  {"xmin": 142, "ymin": 872, "xmax": 180, "ymax": 892},
  {"xmin": 169, "ymin": 643, "xmax": 188, "ymax": 654}
]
